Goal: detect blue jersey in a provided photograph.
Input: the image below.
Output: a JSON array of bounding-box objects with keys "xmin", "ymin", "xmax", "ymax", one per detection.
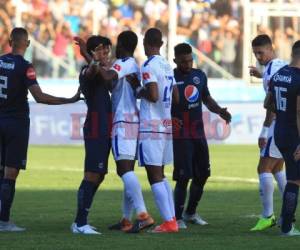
[
  {"xmin": 171, "ymin": 68, "xmax": 210, "ymax": 138},
  {"xmin": 270, "ymin": 65, "xmax": 300, "ymax": 147},
  {"xmin": 79, "ymin": 65, "xmax": 112, "ymax": 136},
  {"xmin": 0, "ymin": 53, "xmax": 38, "ymax": 118}
]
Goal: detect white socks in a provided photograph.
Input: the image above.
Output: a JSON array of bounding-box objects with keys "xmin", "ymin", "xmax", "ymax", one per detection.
[
  {"xmin": 274, "ymin": 170, "xmax": 286, "ymax": 195},
  {"xmin": 122, "ymin": 171, "xmax": 147, "ymax": 215},
  {"xmin": 163, "ymin": 178, "xmax": 175, "ymax": 218},
  {"xmin": 151, "ymin": 181, "xmax": 173, "ymax": 222},
  {"xmin": 122, "ymin": 189, "xmax": 133, "ymax": 220},
  {"xmin": 259, "ymin": 173, "xmax": 274, "ymax": 218}
]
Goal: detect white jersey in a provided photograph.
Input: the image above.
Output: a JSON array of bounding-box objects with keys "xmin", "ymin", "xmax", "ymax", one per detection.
[
  {"xmin": 263, "ymin": 58, "xmax": 287, "ymax": 93},
  {"xmin": 140, "ymin": 55, "xmax": 174, "ymax": 133},
  {"xmin": 110, "ymin": 57, "xmax": 139, "ymax": 124}
]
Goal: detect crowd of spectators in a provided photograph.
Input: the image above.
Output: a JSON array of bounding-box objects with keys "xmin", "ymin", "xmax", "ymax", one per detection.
[{"xmin": 0, "ymin": 0, "xmax": 298, "ymax": 78}]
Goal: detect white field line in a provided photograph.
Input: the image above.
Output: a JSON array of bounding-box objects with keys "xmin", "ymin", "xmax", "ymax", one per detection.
[{"xmin": 28, "ymin": 166, "xmax": 260, "ymax": 184}]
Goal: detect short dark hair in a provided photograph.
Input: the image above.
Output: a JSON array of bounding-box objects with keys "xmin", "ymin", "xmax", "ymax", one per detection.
[
  {"xmin": 252, "ymin": 34, "xmax": 272, "ymax": 47},
  {"xmin": 10, "ymin": 27, "xmax": 28, "ymax": 42},
  {"xmin": 86, "ymin": 35, "xmax": 112, "ymax": 56},
  {"xmin": 174, "ymin": 43, "xmax": 192, "ymax": 56},
  {"xmin": 117, "ymin": 31, "xmax": 138, "ymax": 54},
  {"xmin": 144, "ymin": 28, "xmax": 162, "ymax": 47},
  {"xmin": 292, "ymin": 40, "xmax": 300, "ymax": 58}
]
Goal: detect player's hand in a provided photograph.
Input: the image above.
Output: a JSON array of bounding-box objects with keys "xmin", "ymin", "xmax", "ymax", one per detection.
[
  {"xmin": 249, "ymin": 66, "xmax": 262, "ymax": 78},
  {"xmin": 258, "ymin": 137, "xmax": 267, "ymax": 149},
  {"xmin": 126, "ymin": 73, "xmax": 141, "ymax": 89},
  {"xmin": 74, "ymin": 36, "xmax": 87, "ymax": 56},
  {"xmin": 293, "ymin": 144, "xmax": 300, "ymax": 161},
  {"xmin": 219, "ymin": 108, "xmax": 231, "ymax": 124}
]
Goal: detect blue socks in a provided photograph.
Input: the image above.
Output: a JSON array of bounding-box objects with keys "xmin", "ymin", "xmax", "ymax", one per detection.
[
  {"xmin": 174, "ymin": 180, "xmax": 188, "ymax": 220},
  {"xmin": 75, "ymin": 180, "xmax": 97, "ymax": 227},
  {"xmin": 186, "ymin": 179, "xmax": 206, "ymax": 215},
  {"xmin": 0, "ymin": 179, "xmax": 16, "ymax": 222},
  {"xmin": 281, "ymin": 182, "xmax": 299, "ymax": 233}
]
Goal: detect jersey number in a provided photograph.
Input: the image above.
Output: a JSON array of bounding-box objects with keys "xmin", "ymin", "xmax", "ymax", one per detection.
[
  {"xmin": 274, "ymin": 86, "xmax": 287, "ymax": 112},
  {"xmin": 0, "ymin": 75, "xmax": 8, "ymax": 99},
  {"xmin": 163, "ymin": 76, "xmax": 174, "ymax": 104}
]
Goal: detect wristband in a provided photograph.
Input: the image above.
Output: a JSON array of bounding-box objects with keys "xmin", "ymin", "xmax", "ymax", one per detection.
[{"xmin": 259, "ymin": 126, "xmax": 269, "ymax": 138}]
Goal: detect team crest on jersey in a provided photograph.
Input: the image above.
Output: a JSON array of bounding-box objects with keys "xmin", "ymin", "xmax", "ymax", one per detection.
[
  {"xmin": 193, "ymin": 76, "xmax": 200, "ymax": 84},
  {"xmin": 26, "ymin": 67, "xmax": 36, "ymax": 80},
  {"xmin": 113, "ymin": 64, "xmax": 121, "ymax": 71},
  {"xmin": 143, "ymin": 72, "xmax": 150, "ymax": 80},
  {"xmin": 184, "ymin": 85, "xmax": 199, "ymax": 103}
]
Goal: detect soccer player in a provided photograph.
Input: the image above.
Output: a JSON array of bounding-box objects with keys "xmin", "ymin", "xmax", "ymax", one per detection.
[
  {"xmin": 70, "ymin": 35, "xmax": 112, "ymax": 235},
  {"xmin": 89, "ymin": 30, "xmax": 154, "ymax": 233},
  {"xmin": 129, "ymin": 28, "xmax": 178, "ymax": 233},
  {"xmin": 171, "ymin": 43, "xmax": 231, "ymax": 229},
  {"xmin": 0, "ymin": 27, "xmax": 80, "ymax": 232},
  {"xmin": 250, "ymin": 34, "xmax": 287, "ymax": 231},
  {"xmin": 264, "ymin": 40, "xmax": 300, "ymax": 236}
]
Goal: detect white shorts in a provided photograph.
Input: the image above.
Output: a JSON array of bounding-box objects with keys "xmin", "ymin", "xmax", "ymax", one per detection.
[
  {"xmin": 138, "ymin": 132, "xmax": 173, "ymax": 166},
  {"xmin": 260, "ymin": 120, "xmax": 282, "ymax": 159},
  {"xmin": 111, "ymin": 122, "xmax": 139, "ymax": 161}
]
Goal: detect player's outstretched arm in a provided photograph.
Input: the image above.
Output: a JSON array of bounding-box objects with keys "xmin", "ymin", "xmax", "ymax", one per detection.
[
  {"xmin": 74, "ymin": 37, "xmax": 92, "ymax": 63},
  {"xmin": 203, "ymin": 95, "xmax": 231, "ymax": 124},
  {"xmin": 249, "ymin": 66, "xmax": 262, "ymax": 78},
  {"xmin": 29, "ymin": 85, "xmax": 81, "ymax": 105}
]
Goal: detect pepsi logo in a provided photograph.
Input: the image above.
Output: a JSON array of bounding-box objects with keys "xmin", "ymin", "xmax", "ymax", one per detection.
[{"xmin": 184, "ymin": 85, "xmax": 199, "ymax": 103}]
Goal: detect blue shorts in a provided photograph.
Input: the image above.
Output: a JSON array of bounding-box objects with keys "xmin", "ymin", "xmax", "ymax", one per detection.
[
  {"xmin": 278, "ymin": 143, "xmax": 300, "ymax": 181},
  {"xmin": 0, "ymin": 117, "xmax": 30, "ymax": 170},
  {"xmin": 83, "ymin": 126, "xmax": 110, "ymax": 174},
  {"xmin": 173, "ymin": 138, "xmax": 210, "ymax": 181}
]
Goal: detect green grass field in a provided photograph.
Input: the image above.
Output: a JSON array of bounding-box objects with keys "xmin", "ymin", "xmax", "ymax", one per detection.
[{"xmin": 1, "ymin": 145, "xmax": 299, "ymax": 250}]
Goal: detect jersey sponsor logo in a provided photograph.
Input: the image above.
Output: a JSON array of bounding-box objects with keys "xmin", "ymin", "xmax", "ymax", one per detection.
[
  {"xmin": 273, "ymin": 73, "xmax": 292, "ymax": 83},
  {"xmin": 26, "ymin": 67, "xmax": 36, "ymax": 80},
  {"xmin": 142, "ymin": 72, "xmax": 150, "ymax": 80},
  {"xmin": 162, "ymin": 119, "xmax": 172, "ymax": 128},
  {"xmin": 193, "ymin": 76, "xmax": 200, "ymax": 84},
  {"xmin": 184, "ymin": 85, "xmax": 199, "ymax": 103},
  {"xmin": 113, "ymin": 64, "xmax": 121, "ymax": 71},
  {"xmin": 0, "ymin": 60, "xmax": 15, "ymax": 70}
]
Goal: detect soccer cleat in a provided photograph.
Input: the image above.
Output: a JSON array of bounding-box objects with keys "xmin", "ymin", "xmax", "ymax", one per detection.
[
  {"xmin": 282, "ymin": 226, "xmax": 300, "ymax": 236},
  {"xmin": 108, "ymin": 218, "xmax": 133, "ymax": 232},
  {"xmin": 71, "ymin": 223, "xmax": 101, "ymax": 235},
  {"xmin": 177, "ymin": 219, "xmax": 187, "ymax": 229},
  {"xmin": 0, "ymin": 221, "xmax": 26, "ymax": 232},
  {"xmin": 126, "ymin": 212, "xmax": 154, "ymax": 233},
  {"xmin": 149, "ymin": 219, "xmax": 179, "ymax": 233},
  {"xmin": 250, "ymin": 215, "xmax": 276, "ymax": 231},
  {"xmin": 183, "ymin": 212, "xmax": 208, "ymax": 225}
]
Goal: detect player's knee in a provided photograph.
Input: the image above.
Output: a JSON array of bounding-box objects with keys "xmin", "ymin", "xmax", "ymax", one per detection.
[
  {"xmin": 176, "ymin": 179, "xmax": 189, "ymax": 189},
  {"xmin": 4, "ymin": 167, "xmax": 19, "ymax": 180},
  {"xmin": 192, "ymin": 176, "xmax": 208, "ymax": 187},
  {"xmin": 84, "ymin": 172, "xmax": 105, "ymax": 185}
]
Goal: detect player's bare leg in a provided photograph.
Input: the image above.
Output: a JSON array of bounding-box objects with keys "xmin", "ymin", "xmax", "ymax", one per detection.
[{"xmin": 0, "ymin": 166, "xmax": 25, "ymax": 232}]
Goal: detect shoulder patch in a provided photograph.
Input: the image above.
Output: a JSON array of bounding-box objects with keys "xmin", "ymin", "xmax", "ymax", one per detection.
[
  {"xmin": 113, "ymin": 64, "xmax": 121, "ymax": 71},
  {"xmin": 26, "ymin": 67, "xmax": 36, "ymax": 80}
]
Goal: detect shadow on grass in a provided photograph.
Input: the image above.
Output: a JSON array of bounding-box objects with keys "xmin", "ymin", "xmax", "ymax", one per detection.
[{"xmin": 0, "ymin": 189, "xmax": 298, "ymax": 250}]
